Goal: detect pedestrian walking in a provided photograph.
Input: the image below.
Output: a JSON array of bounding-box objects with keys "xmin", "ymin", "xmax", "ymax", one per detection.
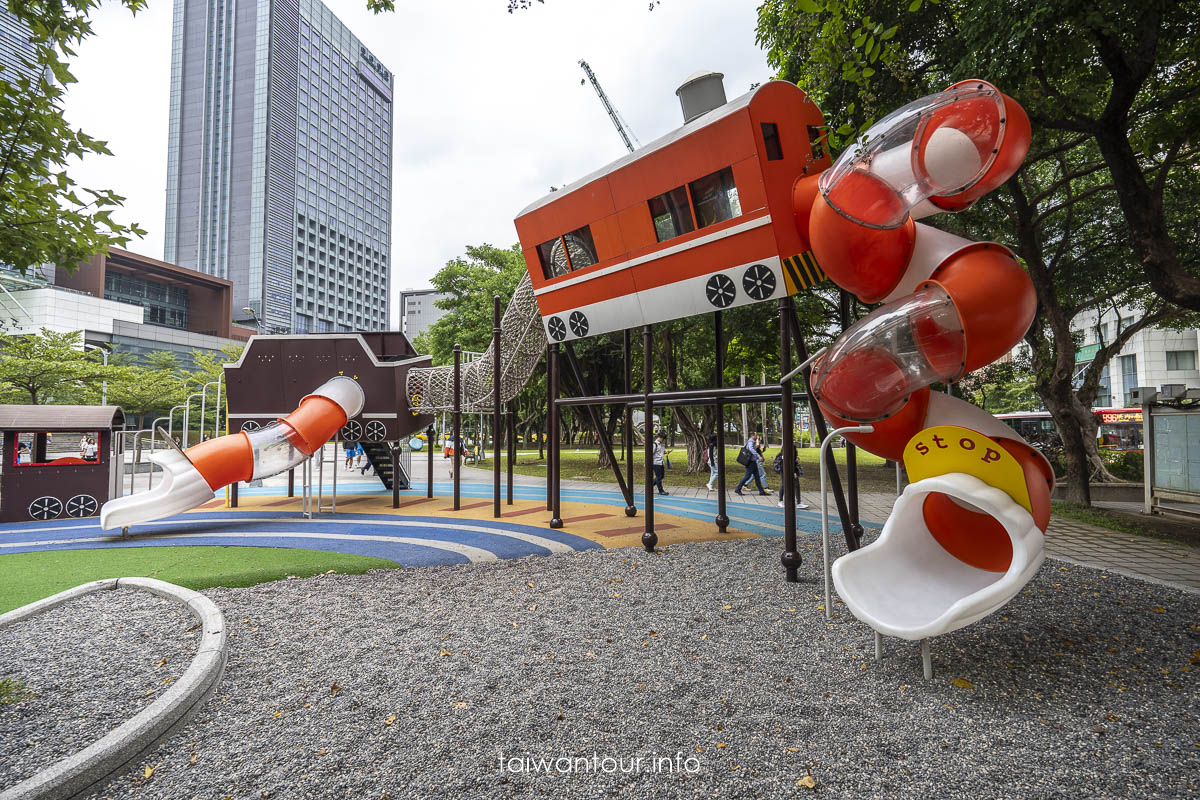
[
  {"xmin": 773, "ymin": 450, "xmax": 810, "ymax": 509},
  {"xmin": 733, "ymin": 432, "xmax": 768, "ymax": 495},
  {"xmin": 652, "ymin": 432, "xmax": 669, "ymax": 495},
  {"xmin": 704, "ymin": 434, "xmax": 719, "ymax": 491}
]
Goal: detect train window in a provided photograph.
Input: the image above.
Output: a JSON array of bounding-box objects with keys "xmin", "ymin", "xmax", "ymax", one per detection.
[
  {"xmin": 536, "ymin": 238, "xmax": 569, "ymax": 279},
  {"xmin": 688, "ymin": 167, "xmax": 742, "ymax": 229},
  {"xmin": 535, "ymin": 225, "xmax": 598, "ymax": 279},
  {"xmin": 761, "ymin": 123, "xmax": 784, "ymax": 160},
  {"xmin": 562, "ymin": 226, "xmax": 598, "ymax": 270},
  {"xmin": 648, "ymin": 186, "xmax": 695, "ymax": 243},
  {"xmin": 14, "ymin": 431, "xmax": 102, "ymax": 467}
]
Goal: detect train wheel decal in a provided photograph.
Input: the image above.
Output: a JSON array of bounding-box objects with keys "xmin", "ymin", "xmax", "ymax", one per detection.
[
  {"xmin": 65, "ymin": 494, "xmax": 98, "ymax": 518},
  {"xmin": 366, "ymin": 420, "xmax": 387, "ymax": 442},
  {"xmin": 547, "ymin": 316, "xmax": 567, "ymax": 342},
  {"xmin": 568, "ymin": 311, "xmax": 589, "ymax": 338},
  {"xmin": 240, "ymin": 420, "xmax": 261, "ymax": 432},
  {"xmin": 742, "ymin": 264, "xmax": 777, "ymax": 301},
  {"xmin": 706, "ymin": 274, "xmax": 737, "ymax": 308},
  {"xmin": 29, "ymin": 496, "xmax": 63, "ymax": 521},
  {"xmin": 340, "ymin": 420, "xmax": 362, "ymax": 442}
]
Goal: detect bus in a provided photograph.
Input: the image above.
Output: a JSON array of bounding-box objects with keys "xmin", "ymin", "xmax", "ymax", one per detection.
[{"xmin": 994, "ymin": 409, "xmax": 1143, "ymax": 452}]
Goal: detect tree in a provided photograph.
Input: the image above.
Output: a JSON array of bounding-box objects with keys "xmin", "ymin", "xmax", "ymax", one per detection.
[
  {"xmin": 0, "ymin": 328, "xmax": 111, "ymax": 403},
  {"xmin": 0, "ymin": 0, "xmax": 145, "ymax": 275},
  {"xmin": 755, "ymin": 0, "xmax": 1199, "ymax": 503},
  {"xmin": 102, "ymin": 351, "xmax": 188, "ymax": 429},
  {"xmin": 415, "ymin": 244, "xmax": 555, "ymax": 454},
  {"xmin": 958, "ymin": 0, "xmax": 1200, "ymax": 311}
]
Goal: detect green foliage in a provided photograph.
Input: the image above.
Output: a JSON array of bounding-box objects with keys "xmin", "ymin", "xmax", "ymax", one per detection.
[
  {"xmin": 0, "ymin": 0, "xmax": 146, "ymax": 274},
  {"xmin": 958, "ymin": 361, "xmax": 1040, "ymax": 413},
  {"xmin": 187, "ymin": 344, "xmax": 244, "ymax": 392},
  {"xmin": 415, "ymin": 244, "xmax": 526, "ymax": 364},
  {"xmin": 0, "ymin": 328, "xmax": 111, "ymax": 404},
  {"xmin": 101, "ymin": 351, "xmax": 188, "ymax": 427},
  {"xmin": 1100, "ymin": 449, "xmax": 1143, "ymax": 482}
]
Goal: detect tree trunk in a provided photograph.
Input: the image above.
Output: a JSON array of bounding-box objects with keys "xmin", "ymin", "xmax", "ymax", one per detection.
[{"xmin": 595, "ymin": 406, "xmax": 622, "ymax": 469}]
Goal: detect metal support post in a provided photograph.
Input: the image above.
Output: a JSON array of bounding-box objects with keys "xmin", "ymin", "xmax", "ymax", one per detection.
[
  {"xmin": 546, "ymin": 344, "xmax": 553, "ymax": 511},
  {"xmin": 549, "ymin": 344, "xmax": 563, "ymax": 528},
  {"xmin": 714, "ymin": 310, "xmax": 729, "ymax": 532},
  {"xmin": 780, "ymin": 298, "xmax": 799, "ymax": 581},
  {"xmin": 426, "ymin": 424, "xmax": 435, "ymax": 499},
  {"xmin": 642, "ymin": 324, "xmax": 657, "ymax": 552},
  {"xmin": 493, "ymin": 296, "xmax": 502, "ymax": 519},
  {"xmin": 507, "ymin": 401, "xmax": 515, "ymax": 505},
  {"xmin": 392, "ymin": 445, "xmax": 400, "ymax": 509},
  {"xmin": 453, "ymin": 345, "xmax": 462, "ymax": 511},
  {"xmin": 623, "ymin": 328, "xmax": 635, "ymax": 517}
]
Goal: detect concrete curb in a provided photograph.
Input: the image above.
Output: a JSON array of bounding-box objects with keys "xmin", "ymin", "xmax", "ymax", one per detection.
[{"xmin": 0, "ymin": 578, "xmax": 228, "ymax": 800}]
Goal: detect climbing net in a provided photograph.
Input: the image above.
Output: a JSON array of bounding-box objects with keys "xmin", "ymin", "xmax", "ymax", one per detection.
[{"xmin": 406, "ymin": 272, "xmax": 547, "ymax": 413}]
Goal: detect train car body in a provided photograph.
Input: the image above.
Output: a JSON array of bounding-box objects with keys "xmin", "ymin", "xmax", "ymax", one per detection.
[{"xmin": 514, "ymin": 80, "xmax": 831, "ymax": 343}]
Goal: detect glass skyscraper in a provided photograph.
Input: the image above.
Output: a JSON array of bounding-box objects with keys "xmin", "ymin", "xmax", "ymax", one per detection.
[
  {"xmin": 164, "ymin": 0, "xmax": 393, "ymax": 334},
  {"xmin": 0, "ymin": 9, "xmax": 37, "ymax": 83}
]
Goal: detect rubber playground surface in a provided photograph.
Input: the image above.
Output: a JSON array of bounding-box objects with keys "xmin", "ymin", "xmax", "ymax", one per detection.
[{"xmin": 0, "ymin": 482, "xmax": 876, "ymax": 566}]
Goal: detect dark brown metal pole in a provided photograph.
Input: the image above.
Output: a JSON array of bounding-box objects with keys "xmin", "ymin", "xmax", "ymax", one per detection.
[
  {"xmin": 453, "ymin": 344, "xmax": 461, "ymax": 511},
  {"xmin": 230, "ymin": 480, "xmax": 238, "ymax": 508},
  {"xmin": 714, "ymin": 310, "xmax": 729, "ymax": 532},
  {"xmin": 287, "ymin": 468, "xmax": 294, "ymax": 498},
  {"xmin": 780, "ymin": 298, "xmax": 800, "ymax": 581},
  {"xmin": 549, "ymin": 343, "xmax": 563, "ymax": 528},
  {"xmin": 623, "ymin": 328, "xmax": 634, "ymax": 516},
  {"xmin": 787, "ymin": 304, "xmax": 858, "ymax": 551},
  {"xmin": 493, "ymin": 296, "xmax": 502, "ymax": 519},
  {"xmin": 545, "ymin": 344, "xmax": 553, "ymax": 512},
  {"xmin": 839, "ymin": 289, "xmax": 863, "ymax": 545},
  {"xmin": 391, "ymin": 445, "xmax": 400, "ymax": 509},
  {"xmin": 426, "ymin": 423, "xmax": 434, "ymax": 498},
  {"xmin": 506, "ymin": 400, "xmax": 515, "ymax": 505},
  {"xmin": 642, "ymin": 324, "xmax": 657, "ymax": 552}
]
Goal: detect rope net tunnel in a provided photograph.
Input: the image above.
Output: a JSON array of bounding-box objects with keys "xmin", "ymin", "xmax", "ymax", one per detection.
[{"xmin": 406, "ymin": 273, "xmax": 548, "ymax": 413}]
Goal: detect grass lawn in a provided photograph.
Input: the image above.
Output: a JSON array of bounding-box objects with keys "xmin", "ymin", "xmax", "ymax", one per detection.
[
  {"xmin": 0, "ymin": 546, "xmax": 399, "ymax": 614},
  {"xmin": 1050, "ymin": 501, "xmax": 1200, "ymax": 548},
  {"xmin": 491, "ymin": 444, "xmax": 905, "ymax": 495}
]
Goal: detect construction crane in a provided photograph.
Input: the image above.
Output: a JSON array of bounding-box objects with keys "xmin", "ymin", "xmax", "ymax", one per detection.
[{"xmin": 579, "ymin": 60, "xmax": 641, "ymax": 154}]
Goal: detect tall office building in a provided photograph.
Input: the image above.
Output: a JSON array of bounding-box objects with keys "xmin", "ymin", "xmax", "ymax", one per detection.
[
  {"xmin": 164, "ymin": 0, "xmax": 393, "ymax": 334},
  {"xmin": 0, "ymin": 9, "xmax": 37, "ymax": 83}
]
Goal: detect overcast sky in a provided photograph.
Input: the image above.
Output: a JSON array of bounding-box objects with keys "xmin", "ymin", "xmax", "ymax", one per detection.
[{"xmin": 61, "ymin": 0, "xmax": 772, "ymax": 326}]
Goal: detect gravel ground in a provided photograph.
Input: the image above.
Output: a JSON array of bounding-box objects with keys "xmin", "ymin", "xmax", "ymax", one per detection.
[
  {"xmin": 9, "ymin": 538, "xmax": 1199, "ymax": 800},
  {"xmin": 0, "ymin": 589, "xmax": 200, "ymax": 789}
]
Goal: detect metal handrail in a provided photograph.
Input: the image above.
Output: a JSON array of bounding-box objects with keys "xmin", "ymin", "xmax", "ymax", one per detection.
[{"xmin": 820, "ymin": 424, "xmax": 874, "ymax": 620}]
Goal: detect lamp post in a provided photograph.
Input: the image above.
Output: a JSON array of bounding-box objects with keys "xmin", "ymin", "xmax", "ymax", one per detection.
[
  {"xmin": 241, "ymin": 306, "xmax": 265, "ymax": 334},
  {"xmin": 83, "ymin": 344, "xmax": 109, "ymax": 405}
]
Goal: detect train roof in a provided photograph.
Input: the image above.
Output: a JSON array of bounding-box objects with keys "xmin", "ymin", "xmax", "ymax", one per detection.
[
  {"xmin": 0, "ymin": 405, "xmax": 125, "ymax": 430},
  {"xmin": 516, "ymin": 84, "xmax": 765, "ymax": 219}
]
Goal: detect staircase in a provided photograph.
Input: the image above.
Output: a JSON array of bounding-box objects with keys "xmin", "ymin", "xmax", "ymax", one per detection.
[{"xmin": 360, "ymin": 442, "xmax": 410, "ymax": 491}]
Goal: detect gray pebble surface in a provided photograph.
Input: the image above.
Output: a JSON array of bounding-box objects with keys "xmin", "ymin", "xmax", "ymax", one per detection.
[
  {"xmin": 0, "ymin": 589, "xmax": 200, "ymax": 789},
  {"xmin": 32, "ymin": 538, "xmax": 1200, "ymax": 799}
]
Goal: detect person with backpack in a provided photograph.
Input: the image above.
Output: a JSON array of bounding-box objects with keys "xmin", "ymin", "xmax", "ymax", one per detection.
[
  {"xmin": 733, "ymin": 432, "xmax": 768, "ymax": 496},
  {"xmin": 652, "ymin": 432, "xmax": 669, "ymax": 495},
  {"xmin": 773, "ymin": 449, "xmax": 810, "ymax": 509},
  {"xmin": 704, "ymin": 434, "xmax": 719, "ymax": 491}
]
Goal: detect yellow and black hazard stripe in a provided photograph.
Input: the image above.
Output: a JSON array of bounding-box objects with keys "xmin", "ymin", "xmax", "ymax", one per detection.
[{"xmin": 780, "ymin": 250, "xmax": 828, "ymax": 295}]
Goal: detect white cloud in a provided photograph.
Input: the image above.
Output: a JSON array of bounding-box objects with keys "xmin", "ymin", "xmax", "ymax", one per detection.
[{"xmin": 60, "ymin": 0, "xmax": 771, "ymax": 328}]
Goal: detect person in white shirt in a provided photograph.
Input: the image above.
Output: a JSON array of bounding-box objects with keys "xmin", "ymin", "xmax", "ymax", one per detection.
[
  {"xmin": 83, "ymin": 437, "xmax": 98, "ymax": 460},
  {"xmin": 652, "ymin": 432, "xmax": 669, "ymax": 495}
]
